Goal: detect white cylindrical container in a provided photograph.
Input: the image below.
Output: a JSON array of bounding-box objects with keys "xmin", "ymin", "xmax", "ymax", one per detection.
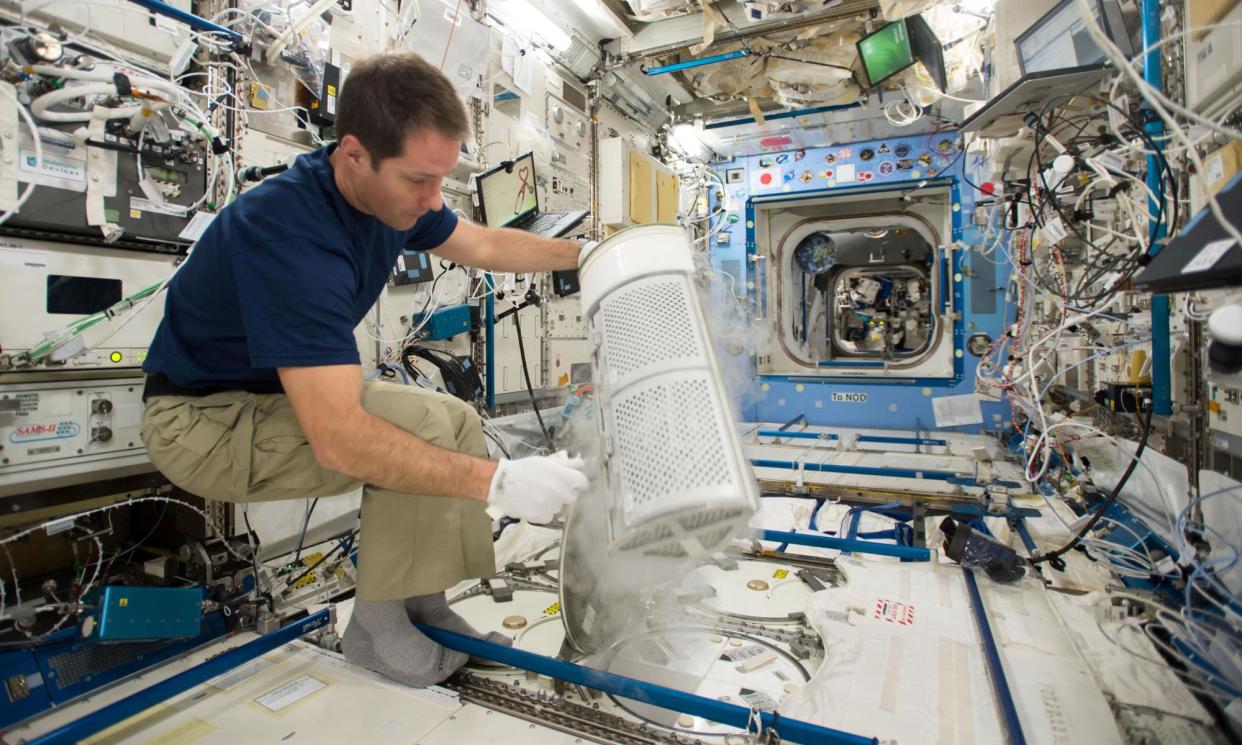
[{"xmin": 579, "ymin": 224, "xmax": 759, "ymax": 558}]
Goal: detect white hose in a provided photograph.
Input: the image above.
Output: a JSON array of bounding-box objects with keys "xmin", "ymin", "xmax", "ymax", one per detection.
[
  {"xmin": 30, "ymin": 83, "xmax": 141, "ymax": 122},
  {"xmin": 28, "ymin": 64, "xmax": 190, "ymax": 123},
  {"xmin": 28, "ymin": 64, "xmax": 186, "ymax": 97}
]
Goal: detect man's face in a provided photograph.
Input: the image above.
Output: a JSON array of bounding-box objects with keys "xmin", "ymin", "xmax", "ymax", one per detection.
[{"xmin": 348, "ymin": 129, "xmax": 461, "ymax": 231}]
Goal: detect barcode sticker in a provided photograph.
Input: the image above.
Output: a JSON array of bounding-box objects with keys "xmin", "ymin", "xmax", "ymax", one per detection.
[{"xmin": 720, "ymin": 644, "xmax": 766, "ymax": 662}]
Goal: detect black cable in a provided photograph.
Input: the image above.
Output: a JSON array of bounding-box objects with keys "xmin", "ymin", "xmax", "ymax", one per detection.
[
  {"xmin": 284, "ymin": 530, "xmax": 357, "ymax": 589},
  {"xmin": 511, "ymin": 310, "xmax": 554, "ymax": 450},
  {"xmin": 237, "ymin": 162, "xmax": 290, "ymax": 184},
  {"xmin": 763, "ymin": 53, "xmax": 854, "ymax": 73},
  {"xmin": 0, "ymin": 636, "xmax": 70, "ymax": 650},
  {"xmin": 408, "ymin": 266, "xmax": 448, "ymax": 337},
  {"xmin": 1028, "ymin": 401, "xmax": 1154, "ymax": 565},
  {"xmin": 242, "ymin": 510, "xmax": 273, "ymax": 611},
  {"xmin": 402, "ymin": 346, "xmax": 482, "ymax": 402},
  {"xmin": 293, "ymin": 498, "xmax": 318, "ymax": 564},
  {"xmin": 101, "ymin": 500, "xmax": 170, "ymax": 577},
  {"xmin": 484, "ymin": 427, "xmax": 512, "ymax": 458},
  {"xmin": 1021, "ymin": 94, "xmax": 1179, "ymax": 306}
]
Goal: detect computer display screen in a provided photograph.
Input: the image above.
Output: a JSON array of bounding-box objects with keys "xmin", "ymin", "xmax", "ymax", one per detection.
[
  {"xmin": 477, "ymin": 152, "xmax": 538, "ymax": 228},
  {"xmin": 857, "ymin": 20, "xmax": 916, "ymax": 88},
  {"xmin": 1016, "ymin": 0, "xmax": 1108, "ymax": 75},
  {"xmin": 907, "ymin": 14, "xmax": 946, "ymax": 92}
]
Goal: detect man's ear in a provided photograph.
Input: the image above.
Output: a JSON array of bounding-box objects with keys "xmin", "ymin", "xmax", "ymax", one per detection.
[{"xmin": 337, "ymin": 134, "xmax": 370, "ymax": 171}]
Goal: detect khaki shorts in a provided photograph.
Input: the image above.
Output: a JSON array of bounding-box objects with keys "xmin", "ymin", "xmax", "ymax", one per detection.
[{"xmin": 141, "ymin": 381, "xmax": 495, "ymax": 600}]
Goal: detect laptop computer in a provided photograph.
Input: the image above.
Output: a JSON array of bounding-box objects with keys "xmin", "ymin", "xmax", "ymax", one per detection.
[
  {"xmin": 475, "ymin": 152, "xmax": 588, "ymax": 238},
  {"xmin": 1133, "ymin": 173, "xmax": 1242, "ymax": 294}
]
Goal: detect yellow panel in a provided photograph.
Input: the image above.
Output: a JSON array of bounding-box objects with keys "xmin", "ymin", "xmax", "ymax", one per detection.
[
  {"xmin": 656, "ymin": 170, "xmax": 679, "ymax": 223},
  {"xmin": 85, "ymin": 705, "xmax": 215, "ymax": 745},
  {"xmin": 628, "ymin": 150, "xmax": 654, "ymax": 224}
]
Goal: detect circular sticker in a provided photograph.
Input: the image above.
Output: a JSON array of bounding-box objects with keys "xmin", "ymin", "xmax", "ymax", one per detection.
[
  {"xmin": 877, "ymin": 161, "xmax": 895, "ymax": 176},
  {"xmin": 859, "ymin": 148, "xmax": 875, "ymax": 161},
  {"xmin": 760, "ymin": 172, "xmax": 773, "ymax": 185},
  {"xmin": 894, "ymin": 143, "xmax": 911, "ymax": 158},
  {"xmin": 859, "ymin": 170, "xmax": 874, "ymax": 182},
  {"xmin": 825, "ymin": 153, "xmax": 837, "ymax": 164},
  {"xmin": 800, "ymin": 170, "xmax": 814, "ymax": 183}
]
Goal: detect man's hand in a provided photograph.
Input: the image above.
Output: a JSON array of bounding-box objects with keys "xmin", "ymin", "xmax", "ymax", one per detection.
[{"xmin": 486, "ymin": 451, "xmax": 589, "ymax": 522}]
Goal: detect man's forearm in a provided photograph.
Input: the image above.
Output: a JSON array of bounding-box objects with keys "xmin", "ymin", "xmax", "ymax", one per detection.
[
  {"xmin": 326, "ymin": 409, "xmax": 498, "ymax": 499},
  {"xmin": 481, "ymin": 229, "xmax": 578, "ymax": 272}
]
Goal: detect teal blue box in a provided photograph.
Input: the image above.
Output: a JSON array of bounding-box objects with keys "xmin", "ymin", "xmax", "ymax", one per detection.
[
  {"xmin": 96, "ymin": 587, "xmax": 203, "ymax": 641},
  {"xmin": 413, "ymin": 303, "xmax": 472, "ymax": 341}
]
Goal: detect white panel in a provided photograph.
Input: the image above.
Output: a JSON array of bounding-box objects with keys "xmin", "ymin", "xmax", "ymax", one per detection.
[
  {"xmin": 0, "ymin": 238, "xmax": 176, "ymax": 371},
  {"xmin": 421, "ymin": 703, "xmax": 584, "ymax": 745},
  {"xmin": 1186, "ymin": 1, "xmax": 1242, "ymax": 116},
  {"xmin": 0, "ymin": 377, "xmax": 150, "ymax": 496}
]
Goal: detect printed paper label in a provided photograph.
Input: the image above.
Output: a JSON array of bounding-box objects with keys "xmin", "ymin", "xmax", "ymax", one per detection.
[
  {"xmin": 1182, "ymin": 238, "xmax": 1235, "ymax": 274},
  {"xmin": 254, "ymin": 675, "xmax": 325, "ymax": 712}
]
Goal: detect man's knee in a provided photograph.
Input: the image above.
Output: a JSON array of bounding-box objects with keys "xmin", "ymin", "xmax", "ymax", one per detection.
[
  {"xmin": 362, "ymin": 386, "xmax": 457, "ymax": 449},
  {"xmin": 436, "ymin": 395, "xmax": 488, "ymax": 455}
]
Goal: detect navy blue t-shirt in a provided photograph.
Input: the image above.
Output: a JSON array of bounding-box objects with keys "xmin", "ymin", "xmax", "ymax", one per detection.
[{"xmin": 144, "ymin": 144, "xmax": 457, "ymax": 391}]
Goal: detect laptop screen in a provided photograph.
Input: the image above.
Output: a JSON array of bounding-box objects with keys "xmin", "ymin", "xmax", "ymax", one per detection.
[
  {"xmin": 1016, "ymin": 0, "xmax": 1108, "ymax": 75},
  {"xmin": 477, "ymin": 152, "xmax": 538, "ymax": 228}
]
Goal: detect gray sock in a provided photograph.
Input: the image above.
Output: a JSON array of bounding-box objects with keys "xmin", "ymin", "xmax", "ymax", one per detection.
[
  {"xmin": 405, "ymin": 592, "xmax": 515, "ymax": 650},
  {"xmin": 342, "ymin": 598, "xmax": 468, "ymax": 687}
]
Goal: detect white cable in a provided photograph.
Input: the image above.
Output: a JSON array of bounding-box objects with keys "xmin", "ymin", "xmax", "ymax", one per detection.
[
  {"xmin": 394, "ymin": 0, "xmax": 422, "ymax": 47},
  {"xmin": 1075, "ymin": 0, "xmax": 1242, "ymax": 255}
]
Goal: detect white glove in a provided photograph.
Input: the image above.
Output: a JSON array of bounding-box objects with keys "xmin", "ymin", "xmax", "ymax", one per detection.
[
  {"xmin": 578, "ymin": 239, "xmax": 600, "ymax": 267},
  {"xmin": 486, "ymin": 451, "xmax": 589, "ymax": 523}
]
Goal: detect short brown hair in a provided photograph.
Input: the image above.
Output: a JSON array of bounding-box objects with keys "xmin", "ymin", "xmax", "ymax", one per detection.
[{"xmin": 335, "ymin": 52, "xmax": 470, "ymax": 167}]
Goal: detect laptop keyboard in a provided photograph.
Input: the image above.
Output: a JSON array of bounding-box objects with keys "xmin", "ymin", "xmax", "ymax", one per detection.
[{"xmin": 527, "ymin": 213, "xmax": 563, "ymax": 234}]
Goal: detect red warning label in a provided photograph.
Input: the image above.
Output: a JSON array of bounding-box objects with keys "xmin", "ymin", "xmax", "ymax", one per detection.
[{"xmin": 874, "ymin": 598, "xmax": 915, "ymax": 625}]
